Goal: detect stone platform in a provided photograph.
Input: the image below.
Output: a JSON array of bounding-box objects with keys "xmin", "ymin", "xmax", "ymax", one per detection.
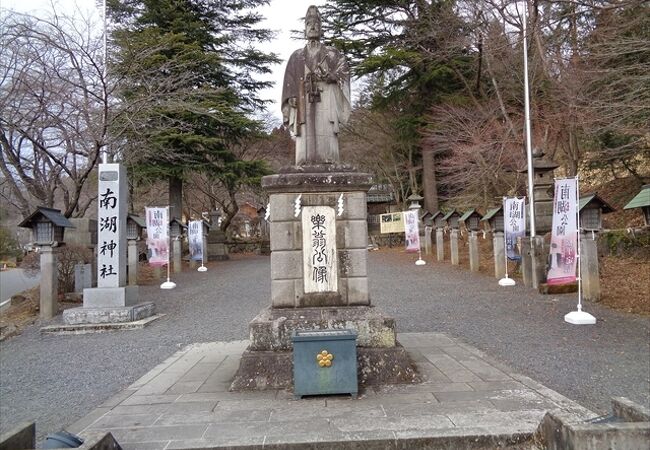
[
  {"xmin": 67, "ymin": 333, "xmax": 598, "ymax": 449},
  {"xmin": 232, "ymin": 305, "xmax": 419, "ymax": 389},
  {"xmin": 63, "ymin": 302, "xmax": 156, "ymax": 325}
]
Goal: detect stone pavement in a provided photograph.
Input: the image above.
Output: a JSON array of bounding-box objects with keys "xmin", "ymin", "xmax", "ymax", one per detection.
[{"xmin": 68, "ymin": 332, "xmax": 597, "ymax": 449}]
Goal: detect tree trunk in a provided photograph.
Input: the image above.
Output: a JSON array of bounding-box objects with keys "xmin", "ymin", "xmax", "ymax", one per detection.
[
  {"xmin": 422, "ymin": 149, "xmax": 439, "ymax": 212},
  {"xmin": 169, "ymin": 176, "xmax": 183, "ymax": 221}
]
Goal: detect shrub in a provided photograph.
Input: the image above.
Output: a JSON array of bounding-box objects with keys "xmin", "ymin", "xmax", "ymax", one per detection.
[
  {"xmin": 0, "ymin": 227, "xmax": 22, "ymax": 260},
  {"xmin": 20, "ymin": 244, "xmax": 94, "ymax": 294}
]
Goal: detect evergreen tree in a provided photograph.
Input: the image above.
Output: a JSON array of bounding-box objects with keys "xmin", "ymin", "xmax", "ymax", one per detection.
[
  {"xmin": 109, "ymin": 0, "xmax": 278, "ymax": 221},
  {"xmin": 320, "ymin": 0, "xmax": 478, "ymax": 211}
]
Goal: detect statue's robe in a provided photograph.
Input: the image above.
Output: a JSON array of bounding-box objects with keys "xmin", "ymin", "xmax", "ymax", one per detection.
[{"xmin": 281, "ymin": 42, "xmax": 351, "ymax": 166}]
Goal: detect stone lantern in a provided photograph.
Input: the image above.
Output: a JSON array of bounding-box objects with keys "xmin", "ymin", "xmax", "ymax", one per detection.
[
  {"xmin": 623, "ymin": 185, "xmax": 650, "ymax": 227},
  {"xmin": 442, "ymin": 210, "xmax": 461, "ymax": 265},
  {"xmin": 432, "ymin": 211, "xmax": 445, "ymax": 229},
  {"xmin": 460, "ymin": 209, "xmax": 483, "ymax": 272},
  {"xmin": 169, "ymin": 218, "xmax": 186, "ymax": 273},
  {"xmin": 460, "ymin": 209, "xmax": 483, "ymax": 232},
  {"xmin": 126, "ymin": 214, "xmax": 145, "ymax": 285},
  {"xmin": 442, "ymin": 210, "xmax": 460, "ymax": 229},
  {"xmin": 207, "ymin": 209, "xmax": 229, "ymax": 261},
  {"xmin": 18, "ymin": 207, "xmax": 74, "ymax": 319},
  {"xmin": 406, "ymin": 193, "xmax": 423, "ymax": 211},
  {"xmin": 481, "ymin": 207, "xmax": 506, "ymax": 279},
  {"xmin": 579, "ymin": 194, "xmax": 614, "ymax": 233},
  {"xmin": 517, "ymin": 149, "xmax": 558, "ymax": 288},
  {"xmin": 578, "ymin": 194, "xmax": 614, "ymax": 303},
  {"xmin": 481, "ymin": 207, "xmax": 504, "ymax": 233}
]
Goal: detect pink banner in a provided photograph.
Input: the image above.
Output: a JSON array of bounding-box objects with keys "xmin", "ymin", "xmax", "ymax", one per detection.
[
  {"xmin": 145, "ymin": 207, "xmax": 169, "ymax": 267},
  {"xmin": 547, "ymin": 178, "xmax": 578, "ymax": 285},
  {"xmin": 403, "ymin": 210, "xmax": 420, "ymax": 253}
]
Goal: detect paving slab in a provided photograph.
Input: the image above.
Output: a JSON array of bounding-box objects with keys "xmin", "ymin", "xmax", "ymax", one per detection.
[{"xmin": 72, "ymin": 332, "xmax": 598, "ymax": 449}]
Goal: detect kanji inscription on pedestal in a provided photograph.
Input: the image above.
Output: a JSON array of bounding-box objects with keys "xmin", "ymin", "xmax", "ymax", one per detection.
[{"xmin": 302, "ymin": 206, "xmax": 338, "ymax": 293}]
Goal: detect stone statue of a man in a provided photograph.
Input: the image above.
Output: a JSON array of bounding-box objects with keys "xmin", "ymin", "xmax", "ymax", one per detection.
[{"xmin": 281, "ymin": 5, "xmax": 351, "ymax": 166}]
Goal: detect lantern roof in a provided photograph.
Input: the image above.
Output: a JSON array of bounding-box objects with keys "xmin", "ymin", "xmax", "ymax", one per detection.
[
  {"xmin": 623, "ymin": 185, "xmax": 650, "ymax": 210},
  {"xmin": 481, "ymin": 206, "xmax": 503, "ymax": 221},
  {"xmin": 579, "ymin": 194, "xmax": 615, "ymax": 213},
  {"xmin": 460, "ymin": 209, "xmax": 483, "ymax": 223},
  {"xmin": 169, "ymin": 218, "xmax": 187, "ymax": 230},
  {"xmin": 441, "ymin": 209, "xmax": 460, "ymax": 221},
  {"xmin": 127, "ymin": 214, "xmax": 146, "ymax": 228},
  {"xmin": 18, "ymin": 207, "xmax": 75, "ymax": 229},
  {"xmin": 430, "ymin": 211, "xmax": 444, "ymax": 220}
]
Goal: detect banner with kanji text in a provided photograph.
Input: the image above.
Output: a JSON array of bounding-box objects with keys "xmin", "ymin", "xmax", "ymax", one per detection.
[
  {"xmin": 504, "ymin": 197, "xmax": 526, "ymax": 261},
  {"xmin": 188, "ymin": 220, "xmax": 203, "ymax": 261},
  {"xmin": 403, "ymin": 210, "xmax": 420, "ymax": 252},
  {"xmin": 145, "ymin": 207, "xmax": 169, "ymax": 267},
  {"xmin": 547, "ymin": 178, "xmax": 578, "ymax": 285}
]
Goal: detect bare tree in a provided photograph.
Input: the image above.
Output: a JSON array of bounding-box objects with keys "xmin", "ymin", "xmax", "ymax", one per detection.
[{"xmin": 0, "ymin": 10, "xmax": 111, "ymax": 218}]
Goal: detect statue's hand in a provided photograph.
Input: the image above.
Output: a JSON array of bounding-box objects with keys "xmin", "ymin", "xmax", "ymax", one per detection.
[{"xmin": 289, "ymin": 97, "xmax": 298, "ymax": 108}]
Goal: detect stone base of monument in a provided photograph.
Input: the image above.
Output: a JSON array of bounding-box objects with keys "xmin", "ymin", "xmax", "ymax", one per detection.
[
  {"xmin": 207, "ymin": 230, "xmax": 229, "ymax": 261},
  {"xmin": 230, "ymin": 306, "xmax": 421, "ymax": 391},
  {"xmin": 62, "ymin": 302, "xmax": 156, "ymax": 325},
  {"xmin": 62, "ymin": 285, "xmax": 157, "ymax": 325}
]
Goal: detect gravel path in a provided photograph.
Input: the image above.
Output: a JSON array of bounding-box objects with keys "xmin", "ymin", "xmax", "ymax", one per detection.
[{"xmin": 1, "ymin": 250, "xmax": 648, "ymax": 442}]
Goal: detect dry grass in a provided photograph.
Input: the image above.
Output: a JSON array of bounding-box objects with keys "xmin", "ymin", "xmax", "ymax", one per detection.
[{"xmin": 600, "ymin": 254, "xmax": 650, "ymax": 315}]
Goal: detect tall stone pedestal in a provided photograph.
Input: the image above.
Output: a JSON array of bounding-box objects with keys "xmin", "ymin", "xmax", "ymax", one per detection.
[
  {"xmin": 493, "ymin": 232, "xmax": 506, "ymax": 279},
  {"xmin": 469, "ymin": 231, "xmax": 479, "ymax": 272},
  {"xmin": 580, "ymin": 234, "xmax": 601, "ymax": 302},
  {"xmin": 39, "ymin": 246, "xmax": 58, "ymax": 320},
  {"xmin": 231, "ymin": 166, "xmax": 419, "ymax": 391},
  {"xmin": 450, "ymin": 229, "xmax": 459, "ymax": 265},
  {"xmin": 436, "ymin": 229, "xmax": 444, "ymax": 261}
]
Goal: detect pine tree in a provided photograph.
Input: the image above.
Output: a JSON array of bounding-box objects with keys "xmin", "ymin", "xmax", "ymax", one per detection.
[{"xmin": 109, "ymin": 0, "xmax": 278, "ymax": 221}]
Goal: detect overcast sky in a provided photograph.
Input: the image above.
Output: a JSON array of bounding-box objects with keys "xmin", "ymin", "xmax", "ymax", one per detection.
[{"xmin": 0, "ymin": 0, "xmax": 334, "ymax": 124}]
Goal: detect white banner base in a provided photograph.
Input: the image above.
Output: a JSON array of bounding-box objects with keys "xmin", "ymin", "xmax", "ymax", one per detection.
[
  {"xmin": 498, "ymin": 277, "xmax": 516, "ymax": 287},
  {"xmin": 198, "ymin": 265, "xmax": 208, "ymax": 272},
  {"xmin": 160, "ymin": 280, "xmax": 176, "ymax": 290},
  {"xmin": 564, "ymin": 307, "xmax": 596, "ymax": 325},
  {"xmin": 415, "ymin": 258, "xmax": 426, "ymax": 266}
]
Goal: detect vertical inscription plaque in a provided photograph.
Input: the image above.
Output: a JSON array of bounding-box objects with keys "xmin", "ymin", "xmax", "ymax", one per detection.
[{"xmin": 302, "ymin": 206, "xmax": 338, "ymax": 293}]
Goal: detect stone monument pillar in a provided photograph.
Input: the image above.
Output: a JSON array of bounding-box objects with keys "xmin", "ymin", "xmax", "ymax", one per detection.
[
  {"xmin": 580, "ymin": 233, "xmax": 600, "ymax": 302},
  {"xmin": 39, "ymin": 246, "xmax": 58, "ymax": 320},
  {"xmin": 424, "ymin": 225, "xmax": 432, "ymax": 255},
  {"xmin": 493, "ymin": 231, "xmax": 506, "ymax": 279},
  {"xmin": 436, "ymin": 228, "xmax": 444, "ymax": 261},
  {"xmin": 63, "ymin": 163, "xmax": 155, "ymax": 324},
  {"xmin": 127, "ymin": 239, "xmax": 138, "ymax": 285},
  {"xmin": 450, "ymin": 229, "xmax": 459, "ymax": 265},
  {"xmin": 172, "ymin": 238, "xmax": 182, "ymax": 273},
  {"xmin": 469, "ymin": 231, "xmax": 479, "ymax": 272},
  {"xmin": 232, "ymin": 6, "xmax": 418, "ymax": 391}
]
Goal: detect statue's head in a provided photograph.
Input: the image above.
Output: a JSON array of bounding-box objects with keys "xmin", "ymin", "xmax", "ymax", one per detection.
[{"xmin": 304, "ymin": 5, "xmax": 322, "ymax": 41}]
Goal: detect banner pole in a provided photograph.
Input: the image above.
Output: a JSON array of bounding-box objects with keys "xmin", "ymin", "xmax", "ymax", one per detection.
[
  {"xmin": 499, "ymin": 196, "xmax": 515, "ymax": 286},
  {"xmin": 564, "ymin": 175, "xmax": 595, "ymax": 324},
  {"xmin": 198, "ymin": 226, "xmax": 207, "ymax": 272},
  {"xmin": 161, "ymin": 206, "xmax": 176, "ymax": 289}
]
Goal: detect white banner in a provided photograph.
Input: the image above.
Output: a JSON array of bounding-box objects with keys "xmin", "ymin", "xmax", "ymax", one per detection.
[
  {"xmin": 547, "ymin": 177, "xmax": 578, "ymax": 285},
  {"xmin": 403, "ymin": 210, "xmax": 420, "ymax": 252},
  {"xmin": 145, "ymin": 207, "xmax": 169, "ymax": 267},
  {"xmin": 188, "ymin": 220, "xmax": 203, "ymax": 261},
  {"xmin": 504, "ymin": 197, "xmax": 526, "ymax": 261}
]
